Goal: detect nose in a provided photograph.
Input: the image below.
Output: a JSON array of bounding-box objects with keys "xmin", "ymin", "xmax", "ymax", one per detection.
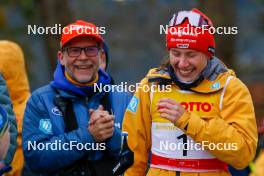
[
  {"xmin": 79, "ymin": 50, "xmax": 88, "ymax": 60},
  {"xmin": 177, "ymin": 56, "xmax": 189, "ymax": 68}
]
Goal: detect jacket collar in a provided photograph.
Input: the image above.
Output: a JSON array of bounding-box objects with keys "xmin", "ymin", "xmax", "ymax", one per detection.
[
  {"xmin": 146, "ymin": 57, "xmax": 236, "ymax": 93},
  {"xmin": 50, "ymin": 63, "xmax": 111, "ymax": 97}
]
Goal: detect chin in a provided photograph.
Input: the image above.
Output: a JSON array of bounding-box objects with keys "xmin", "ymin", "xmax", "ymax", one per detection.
[
  {"xmin": 80, "ymin": 79, "xmax": 93, "ymax": 83},
  {"xmin": 178, "ymin": 76, "xmax": 196, "ymax": 83},
  {"xmin": 74, "ymin": 76, "xmax": 92, "ymax": 83}
]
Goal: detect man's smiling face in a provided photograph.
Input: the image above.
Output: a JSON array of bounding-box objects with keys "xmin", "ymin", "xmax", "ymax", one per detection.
[{"xmin": 58, "ymin": 36, "xmax": 102, "ymax": 83}]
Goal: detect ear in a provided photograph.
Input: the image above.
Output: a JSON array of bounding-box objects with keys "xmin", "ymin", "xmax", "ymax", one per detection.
[
  {"xmin": 57, "ymin": 50, "xmax": 65, "ymax": 65},
  {"xmin": 99, "ymin": 51, "xmax": 106, "ymax": 71}
]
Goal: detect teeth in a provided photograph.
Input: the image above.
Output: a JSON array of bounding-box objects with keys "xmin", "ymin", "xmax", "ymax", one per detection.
[
  {"xmin": 76, "ymin": 65, "xmax": 92, "ymax": 69},
  {"xmin": 179, "ymin": 70, "xmax": 192, "ymax": 75}
]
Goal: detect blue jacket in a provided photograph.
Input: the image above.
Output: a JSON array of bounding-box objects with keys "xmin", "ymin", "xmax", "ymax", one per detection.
[
  {"xmin": 0, "ymin": 74, "xmax": 17, "ymax": 165},
  {"xmin": 22, "ymin": 65, "xmax": 132, "ymax": 174}
]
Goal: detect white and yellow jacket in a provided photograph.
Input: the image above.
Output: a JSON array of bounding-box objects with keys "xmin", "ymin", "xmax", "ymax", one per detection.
[{"xmin": 123, "ymin": 65, "xmax": 257, "ymax": 176}]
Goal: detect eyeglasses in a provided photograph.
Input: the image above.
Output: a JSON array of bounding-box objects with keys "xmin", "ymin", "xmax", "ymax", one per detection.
[
  {"xmin": 169, "ymin": 11, "xmax": 211, "ymax": 28},
  {"xmin": 63, "ymin": 46, "xmax": 100, "ymax": 57}
]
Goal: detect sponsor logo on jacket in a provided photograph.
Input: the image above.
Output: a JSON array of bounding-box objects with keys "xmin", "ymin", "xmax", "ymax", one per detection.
[
  {"xmin": 127, "ymin": 96, "xmax": 139, "ymax": 113},
  {"xmin": 51, "ymin": 106, "xmax": 63, "ymax": 116},
  {"xmin": 180, "ymin": 102, "xmax": 212, "ymax": 112},
  {"xmin": 39, "ymin": 119, "xmax": 53, "ymax": 134}
]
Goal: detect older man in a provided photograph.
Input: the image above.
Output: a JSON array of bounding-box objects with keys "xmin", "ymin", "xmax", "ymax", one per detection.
[{"xmin": 22, "ymin": 20, "xmax": 131, "ymax": 176}]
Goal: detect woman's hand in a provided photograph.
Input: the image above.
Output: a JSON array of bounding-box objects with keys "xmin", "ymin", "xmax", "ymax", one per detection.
[{"xmin": 157, "ymin": 98, "xmax": 185, "ymax": 124}]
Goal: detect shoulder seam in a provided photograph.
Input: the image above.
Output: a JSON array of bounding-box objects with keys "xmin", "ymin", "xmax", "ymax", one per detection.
[{"xmin": 219, "ymin": 76, "xmax": 234, "ymax": 110}]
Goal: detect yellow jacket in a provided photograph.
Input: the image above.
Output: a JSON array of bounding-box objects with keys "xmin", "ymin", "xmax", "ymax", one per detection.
[
  {"xmin": 123, "ymin": 67, "xmax": 257, "ymax": 176},
  {"xmin": 0, "ymin": 40, "xmax": 30, "ymax": 176}
]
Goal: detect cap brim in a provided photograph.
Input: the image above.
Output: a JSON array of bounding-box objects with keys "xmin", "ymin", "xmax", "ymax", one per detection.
[{"xmin": 61, "ymin": 34, "xmax": 103, "ymax": 48}]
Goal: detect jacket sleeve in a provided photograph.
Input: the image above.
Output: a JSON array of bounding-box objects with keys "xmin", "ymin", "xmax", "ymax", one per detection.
[
  {"xmin": 106, "ymin": 92, "xmax": 133, "ymax": 156},
  {"xmin": 0, "ymin": 74, "xmax": 17, "ymax": 165},
  {"xmin": 0, "ymin": 41, "xmax": 30, "ymax": 137},
  {"xmin": 22, "ymin": 91, "xmax": 97, "ymax": 173},
  {"xmin": 123, "ymin": 78, "xmax": 152, "ymax": 176},
  {"xmin": 176, "ymin": 77, "xmax": 257, "ymax": 169}
]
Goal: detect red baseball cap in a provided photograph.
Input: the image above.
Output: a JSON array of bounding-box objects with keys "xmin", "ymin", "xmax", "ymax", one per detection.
[{"xmin": 60, "ymin": 20, "xmax": 103, "ymax": 48}]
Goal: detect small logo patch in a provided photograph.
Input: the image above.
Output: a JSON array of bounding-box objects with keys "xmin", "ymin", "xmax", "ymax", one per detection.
[
  {"xmin": 208, "ymin": 47, "xmax": 215, "ymax": 54},
  {"xmin": 39, "ymin": 119, "xmax": 53, "ymax": 134},
  {"xmin": 51, "ymin": 107, "xmax": 63, "ymax": 116},
  {"xmin": 211, "ymin": 82, "xmax": 220, "ymax": 89},
  {"xmin": 127, "ymin": 96, "xmax": 139, "ymax": 113},
  {"xmin": 114, "ymin": 122, "xmax": 121, "ymax": 129},
  {"xmin": 177, "ymin": 44, "xmax": 189, "ymax": 48}
]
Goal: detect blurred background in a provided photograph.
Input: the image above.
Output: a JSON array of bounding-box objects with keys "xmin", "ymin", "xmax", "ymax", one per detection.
[{"xmin": 0, "ymin": 0, "xmax": 263, "ymax": 125}]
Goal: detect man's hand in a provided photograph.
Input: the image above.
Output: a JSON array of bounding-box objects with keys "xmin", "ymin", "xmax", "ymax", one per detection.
[
  {"xmin": 88, "ymin": 105, "xmax": 115, "ymax": 142},
  {"xmin": 157, "ymin": 98, "xmax": 185, "ymax": 125},
  {"xmin": 89, "ymin": 105, "xmax": 109, "ymax": 125}
]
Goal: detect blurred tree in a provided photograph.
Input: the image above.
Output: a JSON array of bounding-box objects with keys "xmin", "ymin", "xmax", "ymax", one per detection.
[
  {"xmin": 39, "ymin": 0, "xmax": 74, "ymax": 70},
  {"xmin": 0, "ymin": 6, "xmax": 6, "ymax": 28},
  {"xmin": 199, "ymin": 0, "xmax": 236, "ymax": 68}
]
